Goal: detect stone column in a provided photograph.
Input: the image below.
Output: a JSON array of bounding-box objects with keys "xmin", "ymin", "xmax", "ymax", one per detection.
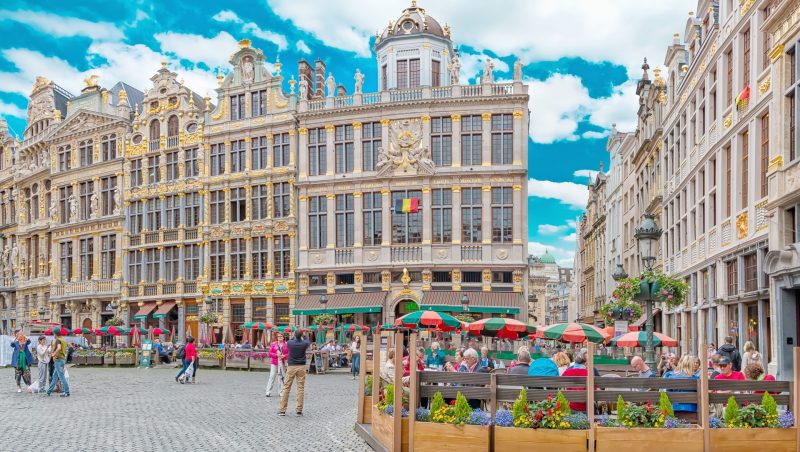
[
  {"xmin": 177, "ymin": 244, "xmax": 185, "ymax": 283},
  {"xmin": 758, "ymin": 298, "xmax": 767, "ymax": 367},
  {"xmin": 512, "ymin": 111, "xmax": 524, "ymax": 166},
  {"xmin": 245, "ymin": 137, "xmax": 252, "ymax": 171},
  {"xmin": 245, "ymin": 184, "xmax": 252, "ymax": 221},
  {"xmin": 298, "ymin": 195, "xmax": 309, "ymax": 251},
  {"xmin": 381, "ymin": 189, "xmax": 391, "ymax": 246},
  {"xmin": 266, "ymin": 134, "xmax": 274, "ymax": 168},
  {"xmin": 451, "ymin": 115, "xmax": 462, "ymax": 167},
  {"xmin": 326, "ymin": 193, "xmax": 336, "ymax": 248},
  {"xmin": 298, "ymin": 128, "xmax": 309, "ymax": 177},
  {"xmin": 481, "ymin": 112, "xmax": 492, "ymax": 166},
  {"xmin": 513, "ymin": 185, "xmax": 523, "ymax": 243},
  {"xmin": 452, "ymin": 187, "xmax": 462, "ymax": 244},
  {"xmin": 353, "ymin": 192, "xmax": 363, "ymax": 247},
  {"xmin": 353, "ymin": 122, "xmax": 363, "ymax": 174},
  {"xmin": 481, "ymin": 185, "xmax": 492, "ymax": 244},
  {"xmin": 288, "ymin": 129, "xmax": 296, "ymax": 167},
  {"xmin": 421, "ymin": 186, "xmax": 432, "ymax": 244},
  {"xmin": 223, "ymin": 140, "xmax": 231, "ymax": 175},
  {"xmin": 325, "ymin": 124, "xmax": 335, "ymax": 175},
  {"xmin": 178, "ymin": 192, "xmax": 185, "ymax": 227},
  {"xmin": 177, "ymin": 301, "xmax": 185, "ymax": 342}
]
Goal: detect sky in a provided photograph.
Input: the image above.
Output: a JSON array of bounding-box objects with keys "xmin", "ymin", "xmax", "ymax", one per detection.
[{"xmin": 0, "ymin": 0, "xmax": 696, "ymax": 267}]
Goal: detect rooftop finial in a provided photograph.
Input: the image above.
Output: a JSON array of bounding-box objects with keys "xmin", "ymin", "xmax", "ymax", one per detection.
[
  {"xmin": 641, "ymin": 58, "xmax": 650, "ymax": 80},
  {"xmin": 411, "ymin": 0, "xmax": 417, "ymax": 7}
]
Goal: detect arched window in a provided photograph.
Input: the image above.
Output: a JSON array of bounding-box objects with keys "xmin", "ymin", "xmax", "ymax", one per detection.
[
  {"xmin": 149, "ymin": 120, "xmax": 161, "ymax": 151},
  {"xmin": 24, "ymin": 188, "xmax": 31, "ymax": 224},
  {"xmin": 167, "ymin": 115, "xmax": 179, "ymax": 137},
  {"xmin": 31, "ymin": 184, "xmax": 39, "ymax": 221}
]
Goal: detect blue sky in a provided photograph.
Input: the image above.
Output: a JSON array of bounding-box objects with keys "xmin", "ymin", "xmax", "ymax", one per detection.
[{"xmin": 0, "ymin": 0, "xmax": 696, "ymax": 267}]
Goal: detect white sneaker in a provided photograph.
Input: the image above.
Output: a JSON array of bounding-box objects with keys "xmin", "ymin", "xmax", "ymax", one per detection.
[
  {"xmin": 266, "ymin": 393, "xmax": 271, "ymax": 397},
  {"xmin": 17, "ymin": 388, "xmax": 21, "ymax": 393}
]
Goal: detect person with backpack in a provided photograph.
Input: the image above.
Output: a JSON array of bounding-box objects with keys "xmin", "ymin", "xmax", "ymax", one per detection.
[{"xmin": 717, "ymin": 336, "xmax": 742, "ymax": 372}]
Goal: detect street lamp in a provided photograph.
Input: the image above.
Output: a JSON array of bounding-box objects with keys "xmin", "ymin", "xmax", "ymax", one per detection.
[
  {"xmin": 611, "ymin": 263, "xmax": 628, "ymax": 282},
  {"xmin": 319, "ymin": 294, "xmax": 328, "ymax": 307},
  {"xmin": 37, "ymin": 306, "xmax": 45, "ymax": 316},
  {"xmin": 205, "ymin": 295, "xmax": 213, "ymax": 305},
  {"xmin": 635, "ymin": 213, "xmax": 663, "ymax": 369},
  {"xmin": 109, "ymin": 302, "xmax": 118, "ymax": 310}
]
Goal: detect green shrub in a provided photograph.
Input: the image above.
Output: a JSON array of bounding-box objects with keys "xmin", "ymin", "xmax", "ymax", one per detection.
[
  {"xmin": 658, "ymin": 391, "xmax": 674, "ymax": 417},
  {"xmin": 762, "ymin": 392, "xmax": 779, "ymax": 427},
  {"xmin": 556, "ymin": 391, "xmax": 571, "ymax": 416},
  {"xmin": 431, "ymin": 391, "xmax": 445, "ymax": 414},
  {"xmin": 724, "ymin": 396, "xmax": 739, "ymax": 428},
  {"xmin": 616, "ymin": 395, "xmax": 626, "ymax": 425},
  {"xmin": 453, "ymin": 392, "xmax": 473, "ymax": 425}
]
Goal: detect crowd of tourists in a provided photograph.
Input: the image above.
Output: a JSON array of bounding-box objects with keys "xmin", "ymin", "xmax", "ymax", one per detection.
[{"xmin": 9, "ymin": 329, "xmax": 71, "ymax": 396}]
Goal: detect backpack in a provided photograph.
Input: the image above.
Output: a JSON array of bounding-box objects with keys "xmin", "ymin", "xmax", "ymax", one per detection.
[{"xmin": 176, "ymin": 345, "xmax": 186, "ymax": 360}]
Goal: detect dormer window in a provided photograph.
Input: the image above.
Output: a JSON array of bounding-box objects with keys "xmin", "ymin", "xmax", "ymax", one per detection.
[{"xmin": 397, "ymin": 58, "xmax": 420, "ymax": 89}]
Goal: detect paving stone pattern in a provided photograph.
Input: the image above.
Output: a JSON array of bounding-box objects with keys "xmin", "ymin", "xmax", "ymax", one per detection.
[{"xmin": 0, "ymin": 366, "xmax": 371, "ymax": 452}]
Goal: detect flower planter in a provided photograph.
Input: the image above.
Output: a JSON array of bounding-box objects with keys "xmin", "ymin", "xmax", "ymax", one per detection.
[
  {"xmin": 115, "ymin": 354, "xmax": 136, "ymax": 366},
  {"xmin": 103, "ymin": 353, "xmax": 115, "ymax": 366},
  {"xmin": 495, "ymin": 426, "xmax": 587, "ymax": 452},
  {"xmin": 198, "ymin": 357, "xmax": 223, "ymax": 368},
  {"xmin": 85, "ymin": 355, "xmax": 104, "ymax": 366},
  {"xmin": 595, "ymin": 426, "xmax": 703, "ymax": 452},
  {"xmin": 362, "ymin": 395, "xmax": 372, "ymax": 424},
  {"xmin": 248, "ymin": 356, "xmax": 270, "ymax": 370},
  {"xmin": 634, "ymin": 280, "xmax": 662, "ymax": 302},
  {"xmin": 413, "ymin": 422, "xmax": 489, "ymax": 452},
  {"xmin": 372, "ymin": 408, "xmax": 409, "ymax": 451},
  {"xmin": 709, "ymin": 428, "xmax": 796, "ymax": 452},
  {"xmin": 225, "ymin": 355, "xmax": 249, "ymax": 369},
  {"xmin": 72, "ymin": 355, "xmax": 87, "ymax": 365}
]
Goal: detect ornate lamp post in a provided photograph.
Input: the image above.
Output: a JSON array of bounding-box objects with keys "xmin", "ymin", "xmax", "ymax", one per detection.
[
  {"xmin": 460, "ymin": 293, "xmax": 470, "ymax": 313},
  {"xmin": 634, "ymin": 214, "xmax": 663, "ymax": 369},
  {"xmin": 611, "ymin": 263, "xmax": 628, "ymax": 282}
]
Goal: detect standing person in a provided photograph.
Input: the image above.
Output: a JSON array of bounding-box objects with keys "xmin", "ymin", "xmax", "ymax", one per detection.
[
  {"xmin": 278, "ymin": 330, "xmax": 310, "ymax": 416},
  {"xmin": 350, "ymin": 335, "xmax": 361, "ymax": 380},
  {"xmin": 266, "ymin": 333, "xmax": 288, "ymax": 397},
  {"xmin": 10, "ymin": 332, "xmax": 33, "ymax": 393},
  {"xmin": 44, "ymin": 330, "xmax": 70, "ymax": 397},
  {"xmin": 35, "ymin": 336, "xmax": 51, "ymax": 392},
  {"xmin": 175, "ymin": 337, "xmax": 197, "ymax": 384},
  {"xmin": 742, "ymin": 341, "xmax": 762, "ymax": 368},
  {"xmin": 717, "ymin": 336, "xmax": 742, "ymax": 372}
]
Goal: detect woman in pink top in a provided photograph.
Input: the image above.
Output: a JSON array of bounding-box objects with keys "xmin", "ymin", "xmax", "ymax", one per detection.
[
  {"xmin": 176, "ymin": 337, "xmax": 197, "ymax": 384},
  {"xmin": 266, "ymin": 333, "xmax": 288, "ymax": 397}
]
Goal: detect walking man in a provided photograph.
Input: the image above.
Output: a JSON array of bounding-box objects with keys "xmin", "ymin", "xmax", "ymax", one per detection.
[
  {"xmin": 278, "ymin": 330, "xmax": 310, "ymax": 416},
  {"xmin": 44, "ymin": 329, "xmax": 70, "ymax": 397}
]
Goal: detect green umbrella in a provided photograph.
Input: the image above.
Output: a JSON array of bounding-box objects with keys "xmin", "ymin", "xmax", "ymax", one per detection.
[
  {"xmin": 337, "ymin": 324, "xmax": 368, "ymax": 332},
  {"xmin": 308, "ymin": 325, "xmax": 333, "ymax": 332},
  {"xmin": 610, "ymin": 331, "xmax": 677, "ymax": 348},
  {"xmin": 394, "ymin": 311, "xmax": 461, "ymax": 331},
  {"xmin": 241, "ymin": 322, "xmax": 272, "ymax": 330},
  {"xmin": 535, "ymin": 322, "xmax": 609, "ymax": 344},
  {"xmin": 373, "ymin": 323, "xmax": 399, "ymax": 331},
  {"xmin": 273, "ymin": 325, "xmax": 296, "ymax": 334},
  {"xmin": 467, "ymin": 317, "xmax": 536, "ymax": 339}
]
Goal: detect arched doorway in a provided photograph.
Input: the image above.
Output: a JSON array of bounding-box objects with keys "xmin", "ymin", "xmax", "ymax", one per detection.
[
  {"xmin": 394, "ymin": 299, "xmax": 420, "ymax": 319},
  {"xmin": 82, "ymin": 318, "xmax": 93, "ymax": 346}
]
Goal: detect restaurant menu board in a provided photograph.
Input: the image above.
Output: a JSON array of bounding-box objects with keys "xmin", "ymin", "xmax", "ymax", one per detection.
[{"xmin": 140, "ymin": 339, "xmax": 152, "ymax": 368}]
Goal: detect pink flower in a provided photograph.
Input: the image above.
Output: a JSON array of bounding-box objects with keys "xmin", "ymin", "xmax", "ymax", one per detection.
[
  {"xmin": 662, "ymin": 290, "xmax": 668, "ymax": 295},
  {"xmin": 667, "ymin": 295, "xmax": 673, "ymax": 300}
]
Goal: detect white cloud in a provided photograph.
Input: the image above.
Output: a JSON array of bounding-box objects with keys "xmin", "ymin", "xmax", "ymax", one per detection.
[
  {"xmin": 582, "ymin": 130, "xmax": 608, "ymax": 139},
  {"xmin": 0, "ymin": 9, "xmax": 124, "ymax": 41},
  {"xmin": 527, "ymin": 74, "xmax": 591, "ymax": 143},
  {"xmin": 528, "ymin": 178, "xmax": 588, "ymax": 208},
  {"xmin": 155, "ymin": 32, "xmax": 239, "ymax": 69},
  {"xmin": 212, "ymin": 10, "xmax": 243, "ymax": 24},
  {"xmin": 562, "ymin": 232, "xmax": 577, "ymax": 243},
  {"xmin": 528, "ymin": 241, "xmax": 575, "ymax": 267},
  {"xmin": 538, "ymin": 224, "xmax": 567, "ymax": 235},
  {"xmin": 0, "ymin": 49, "xmax": 83, "ymax": 96},
  {"xmin": 567, "ymin": 219, "xmax": 577, "ymax": 229},
  {"xmin": 296, "ymin": 40, "xmax": 311, "ymax": 54},
  {"xmin": 458, "ymin": 52, "xmax": 509, "ymax": 84},
  {"xmin": 211, "ymin": 9, "xmax": 288, "ymax": 51},
  {"xmin": 0, "ymin": 100, "xmax": 25, "ymax": 119},
  {"xmin": 574, "ymin": 169, "xmax": 600, "ymax": 180},
  {"xmin": 588, "ymin": 80, "xmax": 638, "ymax": 131}
]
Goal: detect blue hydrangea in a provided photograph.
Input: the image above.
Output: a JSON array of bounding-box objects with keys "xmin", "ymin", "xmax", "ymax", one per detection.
[
  {"xmin": 494, "ymin": 409, "xmax": 514, "ymax": 427},
  {"xmin": 778, "ymin": 411, "xmax": 795, "ymax": 429},
  {"xmin": 468, "ymin": 409, "xmax": 491, "ymax": 426},
  {"xmin": 597, "ymin": 414, "xmax": 615, "ymax": 427},
  {"xmin": 664, "ymin": 416, "xmax": 688, "ymax": 429},
  {"xmin": 384, "ymin": 404, "xmax": 394, "ymax": 416},
  {"xmin": 416, "ymin": 407, "xmax": 431, "ymax": 422},
  {"xmin": 709, "ymin": 416, "xmax": 725, "ymax": 429},
  {"xmin": 564, "ymin": 412, "xmax": 590, "ymax": 430}
]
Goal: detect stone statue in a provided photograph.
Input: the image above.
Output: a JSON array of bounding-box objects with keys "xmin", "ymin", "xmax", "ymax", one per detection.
[
  {"xmin": 90, "ymin": 191, "xmax": 99, "ymax": 218},
  {"xmin": 241, "ymin": 57, "xmax": 255, "ymax": 83},
  {"xmin": 68, "ymin": 193, "xmax": 78, "ymax": 222},
  {"xmin": 354, "ymin": 69, "xmax": 364, "ymax": 94},
  {"xmin": 2, "ymin": 244, "xmax": 9, "ymax": 274},
  {"xmin": 513, "ymin": 58, "xmax": 523, "ymax": 81},
  {"xmin": 449, "ymin": 52, "xmax": 461, "ymax": 85},
  {"xmin": 49, "ymin": 196, "xmax": 58, "ymax": 219},
  {"xmin": 299, "ymin": 79, "xmax": 308, "ymax": 99},
  {"xmin": 377, "ymin": 119, "xmax": 435, "ymax": 177},
  {"xmin": 482, "ymin": 59, "xmax": 495, "ymax": 83},
  {"xmin": 326, "ymin": 73, "xmax": 335, "ymax": 97},
  {"xmin": 113, "ymin": 185, "xmax": 121, "ymax": 214},
  {"xmin": 10, "ymin": 242, "xmax": 18, "ymax": 267}
]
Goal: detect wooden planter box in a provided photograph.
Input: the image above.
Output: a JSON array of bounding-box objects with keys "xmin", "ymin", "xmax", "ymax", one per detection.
[
  {"xmin": 413, "ymin": 422, "xmax": 490, "ymax": 452},
  {"xmin": 709, "ymin": 428, "xmax": 797, "ymax": 452},
  {"xmin": 85, "ymin": 355, "xmax": 104, "ymax": 366},
  {"xmin": 595, "ymin": 426, "xmax": 703, "ymax": 452},
  {"xmin": 115, "ymin": 354, "xmax": 136, "ymax": 366},
  {"xmin": 72, "ymin": 355, "xmax": 87, "ymax": 365},
  {"xmin": 372, "ymin": 408, "xmax": 409, "ymax": 451},
  {"xmin": 495, "ymin": 426, "xmax": 587, "ymax": 452},
  {"xmin": 198, "ymin": 357, "xmax": 222, "ymax": 368},
  {"xmin": 361, "ymin": 395, "xmax": 372, "ymax": 424},
  {"xmin": 249, "ymin": 357, "xmax": 270, "ymax": 370},
  {"xmin": 103, "ymin": 354, "xmax": 114, "ymax": 366},
  {"xmin": 225, "ymin": 356, "xmax": 249, "ymax": 369}
]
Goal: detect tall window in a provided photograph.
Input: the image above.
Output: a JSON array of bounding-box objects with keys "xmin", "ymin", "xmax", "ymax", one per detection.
[
  {"xmin": 742, "ymin": 29, "xmax": 751, "ymax": 88},
  {"xmin": 230, "ymin": 93, "xmax": 245, "ymax": 120},
  {"xmin": 147, "ymin": 156, "xmax": 160, "ymax": 184},
  {"xmin": 789, "ymin": 48, "xmax": 797, "ymax": 162},
  {"xmin": 726, "ymin": 50, "xmax": 734, "ymax": 106},
  {"xmin": 308, "ymin": 196, "xmax": 327, "ymax": 249},
  {"xmin": 127, "ymin": 250, "xmax": 142, "ymax": 284},
  {"xmin": 230, "ymin": 238, "xmax": 246, "ymax": 280},
  {"xmin": 461, "ymin": 188, "xmax": 482, "ymax": 243},
  {"xmin": 391, "ymin": 190, "xmax": 422, "ymax": 244},
  {"xmin": 760, "ymin": 114, "xmax": 769, "ymax": 198},
  {"xmin": 210, "ymin": 143, "xmax": 225, "ymax": 176},
  {"xmin": 431, "ymin": 117, "xmax": 452, "ymax": 166},
  {"xmin": 308, "ymin": 128, "xmax": 327, "ymax": 176},
  {"xmin": 726, "ymin": 260, "xmax": 738, "ymax": 295},
  {"xmin": 149, "ymin": 120, "xmax": 160, "ymax": 150},
  {"xmin": 130, "ymin": 159, "xmax": 142, "ymax": 187},
  {"xmin": 741, "ymin": 131, "xmax": 749, "ymax": 209},
  {"xmin": 79, "ymin": 238, "xmax": 93, "ymax": 280},
  {"xmin": 164, "ymin": 246, "xmax": 179, "ymax": 281},
  {"xmin": 58, "ymin": 145, "xmax": 71, "ymax": 172},
  {"xmin": 185, "ymin": 244, "xmax": 200, "ymax": 280},
  {"xmin": 762, "ymin": 5, "xmax": 775, "ymax": 70},
  {"xmin": 60, "ymin": 241, "xmax": 73, "ymax": 282},
  {"xmin": 273, "ymin": 133, "xmax": 290, "ymax": 167},
  {"xmin": 129, "ymin": 200, "xmax": 143, "ymax": 234},
  {"xmin": 210, "ymin": 240, "xmax": 224, "ymax": 281},
  {"xmin": 431, "ymin": 188, "xmax": 452, "ymax": 243},
  {"xmin": 362, "ymin": 122, "xmax": 381, "ymax": 172},
  {"xmin": 145, "ymin": 248, "xmax": 159, "ymax": 283},
  {"xmin": 381, "ymin": 65, "xmax": 387, "ymax": 90},
  {"xmin": 167, "ymin": 115, "xmax": 179, "ymax": 141},
  {"xmin": 273, "ymin": 182, "xmax": 290, "ymax": 218},
  {"xmin": 230, "ymin": 140, "xmax": 246, "ymax": 173},
  {"xmin": 252, "ymin": 89, "xmax": 267, "ymax": 117},
  {"xmin": 210, "ymin": 190, "xmax": 224, "ymax": 224},
  {"xmin": 183, "ymin": 147, "xmax": 197, "ymax": 178},
  {"xmin": 252, "ymin": 185, "xmax": 269, "ymax": 220},
  {"xmin": 79, "ymin": 181, "xmax": 92, "ymax": 221},
  {"xmin": 184, "ymin": 192, "xmax": 201, "ymax": 227},
  {"xmin": 100, "ymin": 176, "xmax": 116, "ymax": 216},
  {"xmin": 725, "ymin": 144, "xmax": 732, "ymax": 217},
  {"xmin": 253, "ymin": 237, "xmax": 269, "ymax": 279},
  {"xmin": 165, "ymin": 151, "xmax": 178, "ymax": 181},
  {"xmin": 431, "ymin": 60, "xmax": 441, "ymax": 87},
  {"xmin": 492, "ymin": 187, "xmax": 513, "ymax": 243},
  {"xmin": 100, "ymin": 234, "xmax": 115, "ymax": 279},
  {"xmin": 165, "ymin": 195, "xmax": 180, "ymax": 228},
  {"xmin": 363, "ymin": 192, "xmax": 382, "ymax": 246},
  {"xmin": 274, "ymin": 235, "xmax": 290, "ymax": 278},
  {"xmin": 336, "ymin": 194, "xmax": 354, "ymax": 247},
  {"xmin": 335, "ymin": 125, "xmax": 354, "ymax": 174},
  {"xmin": 79, "ymin": 139, "xmax": 93, "ymax": 167},
  {"xmin": 252, "ymin": 137, "xmax": 268, "ymax": 170},
  {"xmin": 461, "ymin": 115, "xmax": 482, "ymax": 166},
  {"xmin": 396, "ymin": 59, "xmax": 420, "ymax": 89},
  {"xmin": 101, "ymin": 134, "xmax": 117, "ymax": 161},
  {"xmin": 491, "ymin": 114, "xmax": 513, "ymax": 164},
  {"xmin": 230, "ymin": 187, "xmax": 246, "ymax": 222},
  {"xmin": 743, "ymin": 253, "xmax": 757, "ymax": 292},
  {"xmin": 146, "ymin": 198, "xmax": 161, "ymax": 230}
]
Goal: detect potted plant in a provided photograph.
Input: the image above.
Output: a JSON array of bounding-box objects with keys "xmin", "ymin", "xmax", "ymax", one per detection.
[
  {"xmin": 708, "ymin": 394, "xmax": 796, "ymax": 451},
  {"xmin": 225, "ymin": 349, "xmax": 250, "ymax": 369},
  {"xmin": 104, "ymin": 349, "xmax": 116, "ymax": 366},
  {"xmin": 198, "ymin": 348, "xmax": 224, "ymax": 367},
  {"xmin": 362, "ymin": 374, "xmax": 373, "ymax": 424},
  {"xmin": 200, "ymin": 313, "xmax": 220, "ymax": 325},
  {"xmin": 613, "ymin": 271, "xmax": 689, "ymax": 307},
  {"xmin": 84, "ymin": 350, "xmax": 105, "ymax": 366},
  {"xmin": 73, "ymin": 350, "xmax": 87, "ymax": 365},
  {"xmin": 412, "ymin": 391, "xmax": 490, "ymax": 451},
  {"xmin": 114, "ymin": 348, "xmax": 137, "ymax": 366},
  {"xmin": 372, "ymin": 384, "xmax": 409, "ymax": 450},
  {"xmin": 599, "ymin": 299, "xmax": 643, "ymax": 324},
  {"xmin": 248, "ymin": 351, "xmax": 270, "ymax": 370},
  {"xmin": 494, "ymin": 389, "xmax": 589, "ymax": 451},
  {"xmin": 595, "ymin": 394, "xmax": 702, "ymax": 452},
  {"xmin": 105, "ymin": 316, "xmax": 124, "ymax": 326}
]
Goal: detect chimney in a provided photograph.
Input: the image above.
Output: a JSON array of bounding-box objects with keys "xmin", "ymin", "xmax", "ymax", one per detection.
[
  {"xmin": 314, "ymin": 58, "xmax": 326, "ymax": 98},
  {"xmin": 297, "ymin": 59, "xmax": 313, "ymax": 100},
  {"xmin": 336, "ymin": 84, "xmax": 347, "ymax": 97}
]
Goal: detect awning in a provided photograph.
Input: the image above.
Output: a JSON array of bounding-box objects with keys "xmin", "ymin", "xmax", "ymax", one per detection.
[
  {"xmin": 133, "ymin": 302, "xmax": 157, "ymax": 320},
  {"xmin": 420, "ymin": 291, "xmax": 521, "ymax": 314},
  {"xmin": 152, "ymin": 301, "xmax": 176, "ymax": 319},
  {"xmin": 633, "ymin": 308, "xmax": 662, "ymax": 327},
  {"xmin": 293, "ymin": 292, "xmax": 387, "ymax": 315}
]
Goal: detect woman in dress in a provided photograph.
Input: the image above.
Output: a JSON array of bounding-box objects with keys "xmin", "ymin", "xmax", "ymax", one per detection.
[{"xmin": 10, "ymin": 332, "xmax": 33, "ymax": 393}]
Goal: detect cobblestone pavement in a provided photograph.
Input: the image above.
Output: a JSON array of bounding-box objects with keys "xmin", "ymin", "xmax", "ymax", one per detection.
[{"xmin": 0, "ymin": 365, "xmax": 371, "ymax": 452}]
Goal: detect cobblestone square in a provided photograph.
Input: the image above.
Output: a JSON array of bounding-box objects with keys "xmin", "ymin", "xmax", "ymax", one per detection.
[{"xmin": 0, "ymin": 366, "xmax": 371, "ymax": 452}]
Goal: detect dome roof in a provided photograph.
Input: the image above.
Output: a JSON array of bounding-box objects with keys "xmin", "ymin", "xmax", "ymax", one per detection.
[
  {"xmin": 375, "ymin": 1, "xmax": 450, "ymax": 47},
  {"xmin": 539, "ymin": 251, "xmax": 556, "ymax": 264}
]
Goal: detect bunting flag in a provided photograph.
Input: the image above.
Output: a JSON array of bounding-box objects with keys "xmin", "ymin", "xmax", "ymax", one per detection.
[
  {"xmin": 394, "ymin": 197, "xmax": 420, "ymax": 213},
  {"xmin": 735, "ymin": 85, "xmax": 750, "ymax": 110}
]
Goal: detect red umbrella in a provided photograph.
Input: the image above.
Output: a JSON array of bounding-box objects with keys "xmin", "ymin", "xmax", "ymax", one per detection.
[
  {"xmin": 96, "ymin": 326, "xmax": 126, "ymax": 336},
  {"xmin": 468, "ymin": 318, "xmax": 537, "ymax": 339},
  {"xmin": 45, "ymin": 326, "xmax": 71, "ymax": 336},
  {"xmin": 151, "ymin": 327, "xmax": 169, "ymax": 336},
  {"xmin": 395, "ymin": 311, "xmax": 461, "ymax": 331},
  {"xmin": 72, "ymin": 327, "xmax": 93, "ymax": 335},
  {"xmin": 611, "ymin": 331, "xmax": 678, "ymax": 348},
  {"xmin": 534, "ymin": 322, "xmax": 610, "ymax": 344}
]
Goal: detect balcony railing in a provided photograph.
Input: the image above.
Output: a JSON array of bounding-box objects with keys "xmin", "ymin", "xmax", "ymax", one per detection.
[
  {"xmin": 461, "ymin": 245, "xmax": 483, "ymax": 262},
  {"xmin": 166, "ymin": 135, "xmax": 179, "ymax": 148},
  {"xmin": 162, "ymin": 283, "xmax": 177, "ymax": 295},
  {"xmin": 129, "ymin": 235, "xmax": 141, "ymax": 246},
  {"xmin": 184, "ymin": 228, "xmax": 199, "ymax": 240},
  {"xmin": 183, "ymin": 282, "xmax": 197, "ymax": 293},
  {"xmin": 391, "ymin": 246, "xmax": 422, "ymax": 263},
  {"xmin": 389, "ymin": 89, "xmax": 423, "ymax": 102},
  {"xmin": 51, "ymin": 279, "xmax": 121, "ymax": 298},
  {"xmin": 149, "ymin": 139, "xmax": 160, "ymax": 152},
  {"xmin": 335, "ymin": 248, "xmax": 353, "ymax": 265},
  {"xmin": 163, "ymin": 229, "xmax": 178, "ymax": 242},
  {"xmin": 145, "ymin": 231, "xmax": 159, "ymax": 244},
  {"xmin": 143, "ymin": 284, "xmax": 157, "ymax": 297}
]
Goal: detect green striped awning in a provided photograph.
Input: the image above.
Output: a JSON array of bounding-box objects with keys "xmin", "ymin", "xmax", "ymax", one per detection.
[
  {"xmin": 292, "ymin": 292, "xmax": 387, "ymax": 315},
  {"xmin": 420, "ymin": 291, "xmax": 521, "ymax": 314},
  {"xmin": 133, "ymin": 302, "xmax": 157, "ymax": 320}
]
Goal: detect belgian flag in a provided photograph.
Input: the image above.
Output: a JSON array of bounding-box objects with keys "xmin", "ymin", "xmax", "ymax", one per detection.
[{"xmin": 394, "ymin": 197, "xmax": 419, "ymax": 213}]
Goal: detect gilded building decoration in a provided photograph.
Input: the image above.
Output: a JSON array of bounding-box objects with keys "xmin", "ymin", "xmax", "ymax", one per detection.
[
  {"xmin": 736, "ymin": 212, "xmax": 748, "ymax": 240},
  {"xmin": 376, "ymin": 118, "xmax": 434, "ymax": 176}
]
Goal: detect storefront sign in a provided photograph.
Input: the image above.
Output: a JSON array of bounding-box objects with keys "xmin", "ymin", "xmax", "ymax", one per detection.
[{"xmin": 140, "ymin": 339, "xmax": 152, "ymax": 368}]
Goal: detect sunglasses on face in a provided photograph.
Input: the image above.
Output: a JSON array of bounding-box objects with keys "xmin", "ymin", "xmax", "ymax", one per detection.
[{"xmin": 719, "ymin": 363, "xmax": 729, "ymax": 367}]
